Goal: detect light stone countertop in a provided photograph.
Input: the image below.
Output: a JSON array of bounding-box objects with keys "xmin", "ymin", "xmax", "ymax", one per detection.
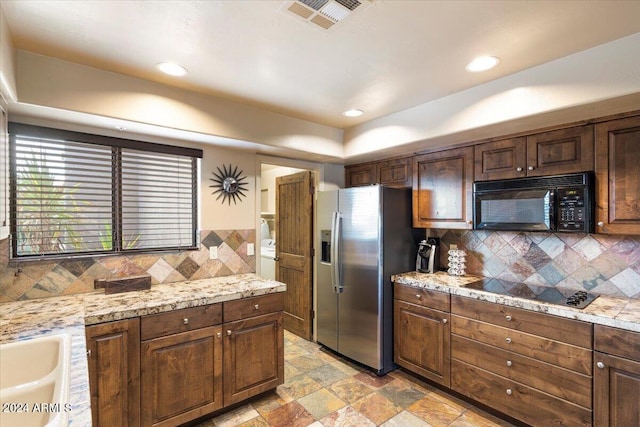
[
  {"xmin": 0, "ymin": 273, "xmax": 286, "ymax": 427},
  {"xmin": 392, "ymin": 271, "xmax": 640, "ymax": 333}
]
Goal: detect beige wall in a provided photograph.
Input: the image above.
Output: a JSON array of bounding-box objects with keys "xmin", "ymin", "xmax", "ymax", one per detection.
[
  {"xmin": 14, "ymin": 51, "xmax": 344, "ymax": 161},
  {"xmin": 0, "ymin": 6, "xmax": 16, "ymax": 102},
  {"xmin": 343, "ymin": 33, "xmax": 640, "ymax": 163}
]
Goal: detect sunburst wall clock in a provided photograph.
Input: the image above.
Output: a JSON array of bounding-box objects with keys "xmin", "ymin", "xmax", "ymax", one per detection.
[{"xmin": 209, "ymin": 164, "xmax": 249, "ymax": 205}]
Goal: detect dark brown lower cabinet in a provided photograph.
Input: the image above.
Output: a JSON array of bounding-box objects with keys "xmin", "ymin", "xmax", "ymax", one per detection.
[
  {"xmin": 594, "ymin": 325, "xmax": 640, "ymax": 426},
  {"xmin": 141, "ymin": 326, "xmax": 223, "ymax": 427},
  {"xmin": 223, "ymin": 312, "xmax": 284, "ymax": 406},
  {"xmin": 85, "ymin": 318, "xmax": 141, "ymax": 427},
  {"xmin": 394, "ymin": 300, "xmax": 450, "ymax": 386},
  {"xmin": 87, "ymin": 295, "xmax": 285, "ymax": 427}
]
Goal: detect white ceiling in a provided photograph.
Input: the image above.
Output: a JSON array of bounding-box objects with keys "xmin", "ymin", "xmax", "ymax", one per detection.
[{"xmin": 3, "ymin": 0, "xmax": 640, "ymax": 130}]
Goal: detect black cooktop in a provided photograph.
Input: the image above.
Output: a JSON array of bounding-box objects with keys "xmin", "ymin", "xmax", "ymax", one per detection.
[{"xmin": 465, "ymin": 278, "xmax": 598, "ymax": 309}]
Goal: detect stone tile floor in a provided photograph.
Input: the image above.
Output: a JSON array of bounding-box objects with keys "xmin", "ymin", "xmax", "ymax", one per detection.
[{"xmin": 197, "ymin": 331, "xmax": 516, "ymax": 427}]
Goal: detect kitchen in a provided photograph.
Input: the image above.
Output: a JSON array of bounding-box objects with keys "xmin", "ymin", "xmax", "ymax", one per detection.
[{"xmin": 1, "ymin": 1, "xmax": 640, "ymax": 426}]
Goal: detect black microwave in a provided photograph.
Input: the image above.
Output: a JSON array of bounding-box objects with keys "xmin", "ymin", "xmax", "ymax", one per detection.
[{"xmin": 473, "ymin": 172, "xmax": 595, "ymax": 233}]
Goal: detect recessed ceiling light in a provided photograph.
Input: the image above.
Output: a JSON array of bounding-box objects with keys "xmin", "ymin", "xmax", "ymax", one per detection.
[
  {"xmin": 466, "ymin": 56, "xmax": 500, "ymax": 72},
  {"xmin": 342, "ymin": 109, "xmax": 364, "ymax": 117},
  {"xmin": 156, "ymin": 62, "xmax": 188, "ymax": 77}
]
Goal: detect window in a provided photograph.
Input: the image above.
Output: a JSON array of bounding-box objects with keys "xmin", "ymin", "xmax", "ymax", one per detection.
[{"xmin": 9, "ymin": 123, "xmax": 202, "ymax": 259}]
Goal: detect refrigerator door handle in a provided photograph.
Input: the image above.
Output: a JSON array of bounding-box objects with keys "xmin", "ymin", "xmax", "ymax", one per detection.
[{"xmin": 331, "ymin": 211, "xmax": 343, "ymax": 293}]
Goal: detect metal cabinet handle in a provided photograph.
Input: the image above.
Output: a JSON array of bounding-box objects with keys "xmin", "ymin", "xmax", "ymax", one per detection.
[
  {"xmin": 516, "ymin": 167, "xmax": 523, "ymax": 172},
  {"xmin": 183, "ymin": 318, "xmax": 189, "ymax": 325},
  {"xmin": 597, "ymin": 221, "xmax": 605, "ymax": 228},
  {"xmin": 528, "ymin": 166, "xmax": 534, "ymax": 171},
  {"xmin": 506, "ymin": 389, "xmax": 513, "ymax": 396},
  {"xmin": 226, "ymin": 330, "xmax": 232, "ymax": 336},
  {"xmin": 442, "ymin": 318, "xmax": 448, "ymax": 324},
  {"xmin": 506, "ymin": 360, "xmax": 512, "ymax": 367},
  {"xmin": 505, "ymin": 337, "xmax": 512, "ymax": 344},
  {"xmin": 505, "ymin": 315, "xmax": 512, "ymax": 321},
  {"xmin": 597, "ymin": 361, "xmax": 605, "ymax": 369},
  {"xmin": 255, "ymin": 304, "xmax": 260, "ymax": 310}
]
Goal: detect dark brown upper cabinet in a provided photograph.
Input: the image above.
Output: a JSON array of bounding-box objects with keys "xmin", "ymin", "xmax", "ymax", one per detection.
[
  {"xmin": 413, "ymin": 147, "xmax": 474, "ymax": 229},
  {"xmin": 377, "ymin": 156, "xmax": 412, "ymax": 188},
  {"xmin": 595, "ymin": 115, "xmax": 640, "ymax": 235},
  {"xmin": 474, "ymin": 125, "xmax": 594, "ymax": 181},
  {"xmin": 345, "ymin": 162, "xmax": 377, "ymax": 187}
]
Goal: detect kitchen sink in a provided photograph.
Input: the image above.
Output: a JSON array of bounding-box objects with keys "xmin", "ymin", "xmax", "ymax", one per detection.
[{"xmin": 0, "ymin": 334, "xmax": 72, "ymax": 427}]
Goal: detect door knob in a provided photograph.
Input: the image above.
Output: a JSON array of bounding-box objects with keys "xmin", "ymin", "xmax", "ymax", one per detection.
[
  {"xmin": 226, "ymin": 330, "xmax": 232, "ymax": 336},
  {"xmin": 516, "ymin": 167, "xmax": 523, "ymax": 172},
  {"xmin": 506, "ymin": 360, "xmax": 512, "ymax": 367},
  {"xmin": 505, "ymin": 315, "xmax": 512, "ymax": 321},
  {"xmin": 597, "ymin": 361, "xmax": 605, "ymax": 369},
  {"xmin": 505, "ymin": 337, "xmax": 512, "ymax": 344},
  {"xmin": 255, "ymin": 304, "xmax": 260, "ymax": 310},
  {"xmin": 183, "ymin": 318, "xmax": 189, "ymax": 325},
  {"xmin": 528, "ymin": 166, "xmax": 534, "ymax": 171},
  {"xmin": 597, "ymin": 221, "xmax": 604, "ymax": 227},
  {"xmin": 274, "ymin": 256, "xmax": 280, "ymax": 261},
  {"xmin": 217, "ymin": 332, "xmax": 222, "ymax": 339},
  {"xmin": 506, "ymin": 389, "xmax": 513, "ymax": 396},
  {"xmin": 442, "ymin": 318, "xmax": 448, "ymax": 324}
]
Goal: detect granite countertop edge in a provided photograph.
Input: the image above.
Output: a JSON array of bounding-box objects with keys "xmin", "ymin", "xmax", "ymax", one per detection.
[
  {"xmin": 392, "ymin": 271, "xmax": 640, "ymax": 333},
  {"xmin": 0, "ymin": 273, "xmax": 286, "ymax": 427}
]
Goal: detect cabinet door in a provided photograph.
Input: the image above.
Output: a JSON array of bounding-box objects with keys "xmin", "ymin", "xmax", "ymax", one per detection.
[
  {"xmin": 474, "ymin": 137, "xmax": 526, "ymax": 181},
  {"xmin": 526, "ymin": 125, "xmax": 594, "ymax": 176},
  {"xmin": 594, "ymin": 351, "xmax": 640, "ymax": 427},
  {"xmin": 378, "ymin": 157, "xmax": 412, "ymax": 188},
  {"xmin": 413, "ymin": 147, "xmax": 473, "ymax": 229},
  {"xmin": 86, "ymin": 318, "xmax": 141, "ymax": 427},
  {"xmin": 141, "ymin": 326, "xmax": 222, "ymax": 427},
  {"xmin": 394, "ymin": 300, "xmax": 450, "ymax": 386},
  {"xmin": 595, "ymin": 116, "xmax": 640, "ymax": 234},
  {"xmin": 345, "ymin": 163, "xmax": 377, "ymax": 187},
  {"xmin": 223, "ymin": 312, "xmax": 284, "ymax": 406}
]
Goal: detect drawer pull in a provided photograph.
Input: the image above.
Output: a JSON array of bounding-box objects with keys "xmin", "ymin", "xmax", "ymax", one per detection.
[
  {"xmin": 442, "ymin": 318, "xmax": 448, "ymax": 324},
  {"xmin": 227, "ymin": 330, "xmax": 232, "ymax": 336},
  {"xmin": 183, "ymin": 318, "xmax": 189, "ymax": 325},
  {"xmin": 506, "ymin": 360, "xmax": 512, "ymax": 367},
  {"xmin": 506, "ymin": 389, "xmax": 513, "ymax": 396},
  {"xmin": 255, "ymin": 304, "xmax": 260, "ymax": 310},
  {"xmin": 505, "ymin": 315, "xmax": 512, "ymax": 321},
  {"xmin": 505, "ymin": 337, "xmax": 512, "ymax": 344},
  {"xmin": 415, "ymin": 294, "xmax": 422, "ymax": 300},
  {"xmin": 597, "ymin": 361, "xmax": 605, "ymax": 369}
]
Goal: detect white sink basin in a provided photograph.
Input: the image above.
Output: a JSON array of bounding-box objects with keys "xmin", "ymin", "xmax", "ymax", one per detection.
[{"xmin": 0, "ymin": 334, "xmax": 72, "ymax": 427}]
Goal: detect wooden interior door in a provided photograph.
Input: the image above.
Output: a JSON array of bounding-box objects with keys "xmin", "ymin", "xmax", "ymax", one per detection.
[{"xmin": 275, "ymin": 171, "xmax": 313, "ymax": 340}]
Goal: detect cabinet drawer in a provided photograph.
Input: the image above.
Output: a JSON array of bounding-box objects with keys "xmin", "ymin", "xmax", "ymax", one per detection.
[
  {"xmin": 223, "ymin": 293, "xmax": 284, "ymax": 323},
  {"xmin": 451, "ymin": 360, "xmax": 592, "ymax": 427},
  {"xmin": 394, "ymin": 283, "xmax": 450, "ymax": 312},
  {"xmin": 451, "ymin": 295, "xmax": 592, "ymax": 348},
  {"xmin": 452, "ymin": 315, "xmax": 592, "ymax": 374},
  {"xmin": 452, "ymin": 334, "xmax": 592, "ymax": 409},
  {"xmin": 141, "ymin": 304, "xmax": 222, "ymax": 340},
  {"xmin": 595, "ymin": 325, "xmax": 640, "ymax": 362}
]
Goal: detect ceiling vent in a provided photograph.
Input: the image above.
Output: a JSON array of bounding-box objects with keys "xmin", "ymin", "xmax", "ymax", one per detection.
[{"xmin": 283, "ymin": 0, "xmax": 371, "ymax": 30}]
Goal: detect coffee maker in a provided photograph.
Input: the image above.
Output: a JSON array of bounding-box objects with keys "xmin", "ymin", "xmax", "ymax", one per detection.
[{"xmin": 416, "ymin": 238, "xmax": 439, "ymax": 273}]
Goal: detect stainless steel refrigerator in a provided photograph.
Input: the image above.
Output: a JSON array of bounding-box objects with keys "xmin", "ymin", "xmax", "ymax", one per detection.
[{"xmin": 316, "ymin": 185, "xmax": 418, "ymax": 375}]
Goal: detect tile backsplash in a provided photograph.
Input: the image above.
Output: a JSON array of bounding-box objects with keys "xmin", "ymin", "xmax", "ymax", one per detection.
[
  {"xmin": 429, "ymin": 229, "xmax": 640, "ymax": 298},
  {"xmin": 0, "ymin": 229, "xmax": 255, "ymax": 302}
]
